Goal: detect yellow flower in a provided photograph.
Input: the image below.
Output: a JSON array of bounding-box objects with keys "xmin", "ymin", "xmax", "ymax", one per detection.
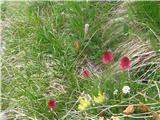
[
  {"xmin": 93, "ymin": 91, "xmax": 105, "ymax": 104},
  {"xmin": 78, "ymin": 96, "xmax": 91, "ymax": 111}
]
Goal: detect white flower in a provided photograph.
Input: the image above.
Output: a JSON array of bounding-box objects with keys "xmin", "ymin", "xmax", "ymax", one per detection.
[
  {"xmin": 122, "ymin": 86, "xmax": 130, "ymax": 94},
  {"xmin": 113, "ymin": 89, "xmax": 118, "ymax": 95},
  {"xmin": 0, "ymin": 112, "xmax": 7, "ymax": 120}
]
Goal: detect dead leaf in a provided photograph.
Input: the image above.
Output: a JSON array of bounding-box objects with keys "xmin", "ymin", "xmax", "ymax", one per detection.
[
  {"xmin": 111, "ymin": 116, "xmax": 120, "ymax": 120},
  {"xmin": 151, "ymin": 111, "xmax": 160, "ymax": 120},
  {"xmin": 123, "ymin": 105, "xmax": 135, "ymax": 114},
  {"xmin": 72, "ymin": 40, "xmax": 80, "ymax": 50},
  {"xmin": 139, "ymin": 102, "xmax": 150, "ymax": 112},
  {"xmin": 99, "ymin": 116, "xmax": 105, "ymax": 120}
]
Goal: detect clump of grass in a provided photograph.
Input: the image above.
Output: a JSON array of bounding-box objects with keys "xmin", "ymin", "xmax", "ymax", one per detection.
[
  {"xmin": 1, "ymin": 1, "xmax": 160, "ymax": 120},
  {"xmin": 128, "ymin": 1, "xmax": 160, "ymax": 50}
]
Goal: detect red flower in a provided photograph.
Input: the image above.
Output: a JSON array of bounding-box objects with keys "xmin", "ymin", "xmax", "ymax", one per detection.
[
  {"xmin": 102, "ymin": 51, "xmax": 113, "ymax": 64},
  {"xmin": 119, "ymin": 56, "xmax": 131, "ymax": 70},
  {"xmin": 48, "ymin": 99, "xmax": 56, "ymax": 109},
  {"xmin": 81, "ymin": 70, "xmax": 90, "ymax": 77}
]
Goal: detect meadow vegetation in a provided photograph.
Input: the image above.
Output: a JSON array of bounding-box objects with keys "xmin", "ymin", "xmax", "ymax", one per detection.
[{"xmin": 1, "ymin": 1, "xmax": 160, "ymax": 120}]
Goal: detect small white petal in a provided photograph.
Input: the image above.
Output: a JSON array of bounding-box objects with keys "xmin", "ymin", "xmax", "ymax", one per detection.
[
  {"xmin": 113, "ymin": 89, "xmax": 118, "ymax": 95},
  {"xmin": 122, "ymin": 86, "xmax": 130, "ymax": 94}
]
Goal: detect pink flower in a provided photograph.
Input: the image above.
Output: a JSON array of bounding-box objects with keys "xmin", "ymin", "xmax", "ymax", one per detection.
[
  {"xmin": 48, "ymin": 99, "xmax": 56, "ymax": 109},
  {"xmin": 81, "ymin": 70, "xmax": 90, "ymax": 78},
  {"xmin": 102, "ymin": 51, "xmax": 113, "ymax": 64},
  {"xmin": 119, "ymin": 56, "xmax": 131, "ymax": 70}
]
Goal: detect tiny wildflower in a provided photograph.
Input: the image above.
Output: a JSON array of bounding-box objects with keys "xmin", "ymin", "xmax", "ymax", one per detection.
[
  {"xmin": 94, "ymin": 91, "xmax": 105, "ymax": 104},
  {"xmin": 48, "ymin": 99, "xmax": 56, "ymax": 109},
  {"xmin": 81, "ymin": 69, "xmax": 90, "ymax": 78},
  {"xmin": 113, "ymin": 89, "xmax": 118, "ymax": 95},
  {"xmin": 102, "ymin": 51, "xmax": 113, "ymax": 64},
  {"xmin": 122, "ymin": 86, "xmax": 130, "ymax": 94},
  {"xmin": 78, "ymin": 96, "xmax": 91, "ymax": 111},
  {"xmin": 119, "ymin": 56, "xmax": 131, "ymax": 70}
]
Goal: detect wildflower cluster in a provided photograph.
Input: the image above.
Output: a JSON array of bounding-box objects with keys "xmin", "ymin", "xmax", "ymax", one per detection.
[
  {"xmin": 78, "ymin": 50, "xmax": 132, "ymax": 111},
  {"xmin": 78, "ymin": 91, "xmax": 105, "ymax": 111},
  {"xmin": 45, "ymin": 49, "xmax": 132, "ymax": 115},
  {"xmin": 46, "ymin": 50, "xmax": 132, "ymax": 114}
]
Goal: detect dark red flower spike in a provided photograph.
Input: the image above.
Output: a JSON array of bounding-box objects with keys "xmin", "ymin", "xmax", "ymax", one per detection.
[
  {"xmin": 81, "ymin": 69, "xmax": 90, "ymax": 78},
  {"xmin": 119, "ymin": 56, "xmax": 131, "ymax": 70},
  {"xmin": 48, "ymin": 99, "xmax": 56, "ymax": 109},
  {"xmin": 102, "ymin": 51, "xmax": 113, "ymax": 64}
]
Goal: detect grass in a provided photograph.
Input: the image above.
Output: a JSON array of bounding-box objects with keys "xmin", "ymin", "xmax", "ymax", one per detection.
[{"xmin": 1, "ymin": 1, "xmax": 160, "ymax": 120}]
